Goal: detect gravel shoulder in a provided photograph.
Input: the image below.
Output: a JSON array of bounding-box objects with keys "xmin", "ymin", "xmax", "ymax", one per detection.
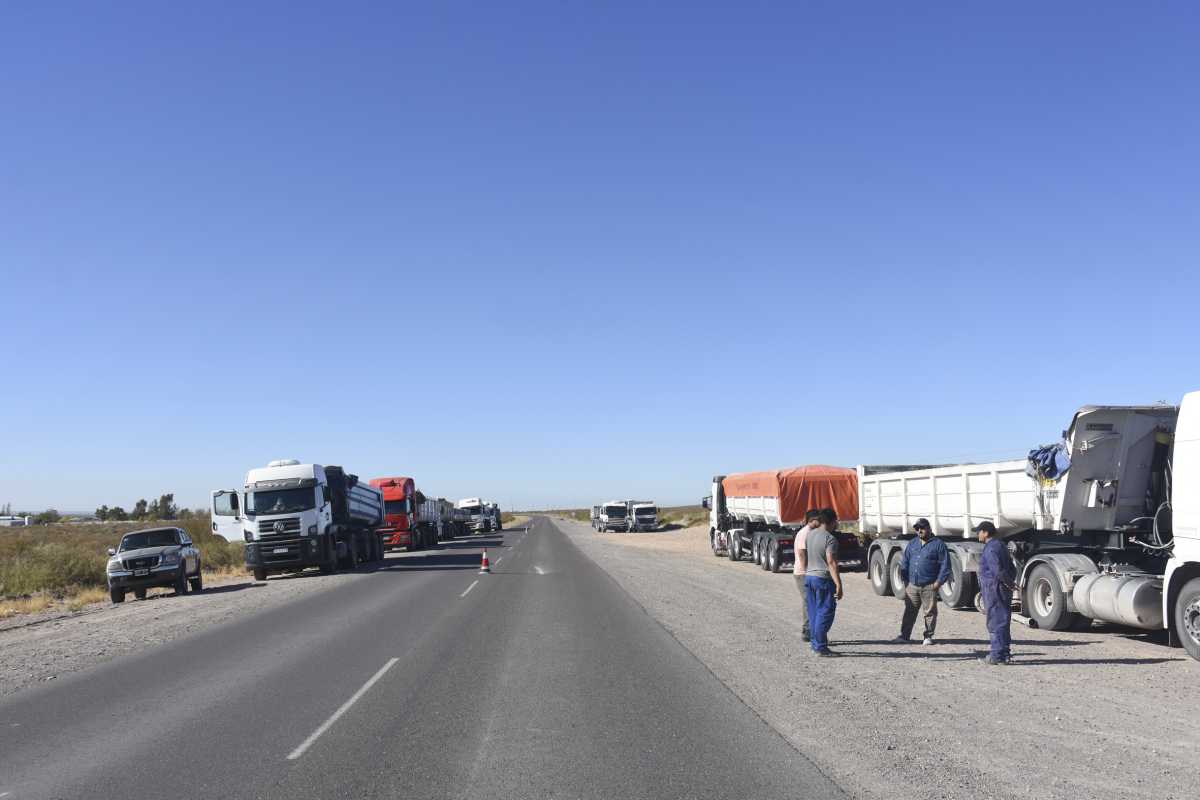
[{"xmin": 554, "ymin": 518, "xmax": 1198, "ymax": 800}]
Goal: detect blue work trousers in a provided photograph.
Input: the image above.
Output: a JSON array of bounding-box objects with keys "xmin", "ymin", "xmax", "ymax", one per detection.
[
  {"xmin": 805, "ymin": 576, "xmax": 837, "ymax": 653},
  {"xmin": 981, "ymin": 584, "xmax": 1012, "ymax": 660}
]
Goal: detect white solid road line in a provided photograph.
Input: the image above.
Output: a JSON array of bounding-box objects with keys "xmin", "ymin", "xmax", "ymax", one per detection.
[
  {"xmin": 460, "ymin": 580, "xmax": 479, "ymax": 598},
  {"xmin": 287, "ymin": 657, "xmax": 399, "ymax": 761}
]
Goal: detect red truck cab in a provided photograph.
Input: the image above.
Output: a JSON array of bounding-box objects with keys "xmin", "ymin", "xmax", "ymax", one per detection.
[{"xmin": 369, "ymin": 476, "xmax": 419, "ymax": 551}]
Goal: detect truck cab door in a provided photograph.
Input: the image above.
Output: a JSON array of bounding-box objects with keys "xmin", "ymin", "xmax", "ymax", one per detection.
[{"xmin": 211, "ymin": 489, "xmax": 243, "ymax": 542}]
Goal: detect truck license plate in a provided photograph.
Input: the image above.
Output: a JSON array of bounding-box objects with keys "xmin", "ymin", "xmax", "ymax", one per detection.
[
  {"xmin": 134, "ymin": 568, "xmax": 149, "ymax": 576},
  {"xmin": 273, "ymin": 547, "xmax": 289, "ymax": 554}
]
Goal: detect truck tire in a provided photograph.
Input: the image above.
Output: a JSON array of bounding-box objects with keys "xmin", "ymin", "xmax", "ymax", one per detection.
[
  {"xmin": 1173, "ymin": 577, "xmax": 1200, "ymax": 662},
  {"xmin": 110, "ymin": 587, "xmax": 125, "ymax": 604},
  {"xmin": 760, "ymin": 539, "xmax": 771, "ymax": 571},
  {"xmin": 751, "ymin": 538, "xmax": 760, "ymax": 565},
  {"xmin": 254, "ymin": 567, "xmax": 268, "ymax": 582},
  {"xmin": 869, "ymin": 549, "xmax": 893, "ymax": 596},
  {"xmin": 174, "ymin": 568, "xmax": 189, "ymax": 596},
  {"xmin": 768, "ymin": 542, "xmax": 781, "ymax": 573},
  {"xmin": 711, "ymin": 529, "xmax": 723, "ymax": 556},
  {"xmin": 888, "ymin": 553, "xmax": 905, "ymax": 597},
  {"xmin": 728, "ymin": 534, "xmax": 742, "ymax": 561},
  {"xmin": 134, "ymin": 588, "xmax": 147, "ymax": 600},
  {"xmin": 189, "ymin": 567, "xmax": 204, "ymax": 593},
  {"xmin": 1024, "ymin": 564, "xmax": 1079, "ymax": 631},
  {"xmin": 939, "ymin": 554, "xmax": 976, "ymax": 609}
]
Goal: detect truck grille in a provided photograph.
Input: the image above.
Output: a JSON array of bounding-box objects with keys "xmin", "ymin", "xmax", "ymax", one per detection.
[
  {"xmin": 123, "ymin": 556, "xmax": 160, "ymax": 570},
  {"xmin": 257, "ymin": 517, "xmax": 302, "ymax": 540}
]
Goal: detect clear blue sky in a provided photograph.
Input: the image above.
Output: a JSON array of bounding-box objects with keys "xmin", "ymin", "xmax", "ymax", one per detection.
[{"xmin": 2, "ymin": 2, "xmax": 1198, "ymax": 513}]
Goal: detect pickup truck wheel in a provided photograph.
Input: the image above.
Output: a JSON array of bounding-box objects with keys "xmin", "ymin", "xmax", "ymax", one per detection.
[
  {"xmin": 938, "ymin": 554, "xmax": 976, "ymax": 609},
  {"xmin": 1174, "ymin": 578, "xmax": 1200, "ymax": 662},
  {"xmin": 189, "ymin": 569, "xmax": 203, "ymax": 593},
  {"xmin": 174, "ymin": 568, "xmax": 189, "ymax": 596},
  {"xmin": 1024, "ymin": 564, "xmax": 1079, "ymax": 631},
  {"xmin": 768, "ymin": 542, "xmax": 781, "ymax": 573},
  {"xmin": 134, "ymin": 588, "xmax": 147, "ymax": 600},
  {"xmin": 254, "ymin": 567, "xmax": 268, "ymax": 582},
  {"xmin": 869, "ymin": 550, "xmax": 892, "ymax": 596},
  {"xmin": 110, "ymin": 587, "xmax": 125, "ymax": 604}
]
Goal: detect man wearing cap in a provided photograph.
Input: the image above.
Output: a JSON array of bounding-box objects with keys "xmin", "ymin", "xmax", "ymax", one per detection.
[
  {"xmin": 974, "ymin": 521, "xmax": 1016, "ymax": 665},
  {"xmin": 793, "ymin": 509, "xmax": 821, "ymax": 642},
  {"xmin": 894, "ymin": 518, "xmax": 951, "ymax": 645}
]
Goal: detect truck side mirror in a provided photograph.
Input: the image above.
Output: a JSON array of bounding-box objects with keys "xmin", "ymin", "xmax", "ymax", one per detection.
[
  {"xmin": 701, "ymin": 498, "xmax": 710, "ymax": 510},
  {"xmin": 107, "ymin": 547, "xmax": 116, "ymax": 556}
]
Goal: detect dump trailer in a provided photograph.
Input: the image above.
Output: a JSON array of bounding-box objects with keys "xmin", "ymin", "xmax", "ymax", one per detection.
[
  {"xmin": 704, "ymin": 466, "xmax": 864, "ymax": 572},
  {"xmin": 212, "ymin": 459, "xmax": 384, "ymax": 581},
  {"xmin": 860, "ymin": 395, "xmax": 1200, "ymax": 661}
]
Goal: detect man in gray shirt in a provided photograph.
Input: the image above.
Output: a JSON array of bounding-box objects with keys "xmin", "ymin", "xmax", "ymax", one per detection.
[{"xmin": 796, "ymin": 508, "xmax": 844, "ymax": 656}]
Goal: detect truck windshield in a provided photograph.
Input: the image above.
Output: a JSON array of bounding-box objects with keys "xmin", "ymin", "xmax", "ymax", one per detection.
[
  {"xmin": 246, "ymin": 488, "xmax": 315, "ymax": 516},
  {"xmin": 463, "ymin": 505, "xmax": 482, "ymax": 515},
  {"xmin": 606, "ymin": 507, "xmax": 626, "ymax": 517},
  {"xmin": 636, "ymin": 508, "xmax": 657, "ymax": 516},
  {"xmin": 385, "ymin": 499, "xmax": 412, "ymax": 515},
  {"xmin": 119, "ymin": 530, "xmax": 179, "ymax": 551}
]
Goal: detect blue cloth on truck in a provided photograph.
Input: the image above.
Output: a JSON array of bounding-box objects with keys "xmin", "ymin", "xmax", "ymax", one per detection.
[
  {"xmin": 1026, "ymin": 442, "xmax": 1071, "ymax": 481},
  {"xmin": 899, "ymin": 537, "xmax": 951, "ymax": 587},
  {"xmin": 978, "ymin": 538, "xmax": 1017, "ymax": 660},
  {"xmin": 805, "ymin": 575, "xmax": 837, "ymax": 653}
]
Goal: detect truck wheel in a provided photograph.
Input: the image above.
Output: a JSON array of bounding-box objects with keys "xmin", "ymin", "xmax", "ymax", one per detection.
[
  {"xmin": 768, "ymin": 542, "xmax": 781, "ymax": 573},
  {"xmin": 189, "ymin": 568, "xmax": 204, "ymax": 593},
  {"xmin": 1024, "ymin": 564, "xmax": 1079, "ymax": 631},
  {"xmin": 869, "ymin": 550, "xmax": 892, "ymax": 596},
  {"xmin": 174, "ymin": 568, "xmax": 189, "ymax": 596},
  {"xmin": 760, "ymin": 540, "xmax": 771, "ymax": 571},
  {"xmin": 1173, "ymin": 577, "xmax": 1200, "ymax": 661},
  {"xmin": 938, "ymin": 554, "xmax": 976, "ymax": 609},
  {"xmin": 254, "ymin": 567, "xmax": 268, "ymax": 582},
  {"xmin": 751, "ymin": 538, "xmax": 760, "ymax": 565},
  {"xmin": 728, "ymin": 535, "xmax": 741, "ymax": 561},
  {"xmin": 110, "ymin": 587, "xmax": 125, "ymax": 604},
  {"xmin": 134, "ymin": 588, "xmax": 147, "ymax": 600},
  {"xmin": 711, "ymin": 530, "xmax": 723, "ymax": 557},
  {"xmin": 888, "ymin": 553, "xmax": 905, "ymax": 597}
]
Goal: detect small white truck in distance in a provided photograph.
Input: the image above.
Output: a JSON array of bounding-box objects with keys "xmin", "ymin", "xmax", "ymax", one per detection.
[
  {"xmin": 860, "ymin": 394, "xmax": 1200, "ymax": 661},
  {"xmin": 598, "ymin": 501, "xmax": 627, "ymax": 532},
  {"xmin": 457, "ymin": 497, "xmax": 494, "ymax": 533},
  {"xmin": 625, "ymin": 501, "xmax": 658, "ymax": 532}
]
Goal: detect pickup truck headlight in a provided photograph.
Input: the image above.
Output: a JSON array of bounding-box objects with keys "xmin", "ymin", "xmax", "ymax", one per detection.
[
  {"xmin": 106, "ymin": 559, "xmax": 123, "ymax": 574},
  {"xmin": 160, "ymin": 552, "xmax": 180, "ymax": 566}
]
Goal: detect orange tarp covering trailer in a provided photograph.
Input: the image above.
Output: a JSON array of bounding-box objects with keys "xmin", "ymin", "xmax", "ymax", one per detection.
[{"xmin": 721, "ymin": 465, "xmax": 859, "ymax": 527}]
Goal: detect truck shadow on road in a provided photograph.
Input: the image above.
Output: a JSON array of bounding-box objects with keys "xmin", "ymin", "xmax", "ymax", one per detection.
[
  {"xmin": 373, "ymin": 552, "xmax": 489, "ymax": 572},
  {"xmin": 198, "ymin": 582, "xmax": 264, "ymax": 595}
]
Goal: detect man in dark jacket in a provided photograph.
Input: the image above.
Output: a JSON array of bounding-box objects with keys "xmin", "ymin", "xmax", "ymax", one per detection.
[
  {"xmin": 974, "ymin": 521, "xmax": 1017, "ymax": 664},
  {"xmin": 894, "ymin": 518, "xmax": 951, "ymax": 645}
]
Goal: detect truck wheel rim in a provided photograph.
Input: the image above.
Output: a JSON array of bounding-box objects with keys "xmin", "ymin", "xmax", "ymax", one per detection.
[
  {"xmin": 1033, "ymin": 578, "xmax": 1054, "ymax": 617},
  {"xmin": 1186, "ymin": 599, "xmax": 1200, "ymax": 646},
  {"xmin": 872, "ymin": 560, "xmax": 883, "ymax": 585}
]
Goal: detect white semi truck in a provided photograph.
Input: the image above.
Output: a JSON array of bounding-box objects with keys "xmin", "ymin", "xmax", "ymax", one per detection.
[
  {"xmin": 212, "ymin": 459, "xmax": 385, "ymax": 581},
  {"xmin": 624, "ymin": 500, "xmax": 658, "ymax": 532},
  {"xmin": 597, "ymin": 501, "xmax": 627, "ymax": 532},
  {"xmin": 860, "ymin": 395, "xmax": 1200, "ymax": 661},
  {"xmin": 457, "ymin": 497, "xmax": 500, "ymax": 533}
]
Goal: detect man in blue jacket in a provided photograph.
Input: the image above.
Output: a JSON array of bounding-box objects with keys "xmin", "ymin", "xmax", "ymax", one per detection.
[
  {"xmin": 974, "ymin": 521, "xmax": 1017, "ymax": 664},
  {"xmin": 894, "ymin": 518, "xmax": 951, "ymax": 645}
]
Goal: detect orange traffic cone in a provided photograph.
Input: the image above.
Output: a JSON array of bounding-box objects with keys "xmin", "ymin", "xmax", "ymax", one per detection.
[{"xmin": 479, "ymin": 549, "xmax": 491, "ymax": 574}]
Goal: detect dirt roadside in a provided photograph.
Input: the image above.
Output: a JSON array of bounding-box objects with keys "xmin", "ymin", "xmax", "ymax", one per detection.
[{"xmin": 555, "ymin": 518, "xmax": 1197, "ymax": 800}]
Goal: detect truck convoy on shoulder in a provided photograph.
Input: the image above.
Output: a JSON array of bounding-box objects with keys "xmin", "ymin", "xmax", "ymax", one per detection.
[
  {"xmin": 705, "ymin": 466, "xmax": 864, "ymax": 572},
  {"xmin": 703, "ymin": 393, "xmax": 1200, "ymax": 662},
  {"xmin": 212, "ymin": 459, "xmax": 385, "ymax": 582},
  {"xmin": 457, "ymin": 498, "xmax": 501, "ymax": 533},
  {"xmin": 369, "ymin": 477, "xmax": 461, "ymax": 551}
]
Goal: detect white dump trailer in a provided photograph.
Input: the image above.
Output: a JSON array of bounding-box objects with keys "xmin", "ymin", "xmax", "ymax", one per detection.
[{"xmin": 861, "ymin": 397, "xmax": 1200, "ymax": 662}]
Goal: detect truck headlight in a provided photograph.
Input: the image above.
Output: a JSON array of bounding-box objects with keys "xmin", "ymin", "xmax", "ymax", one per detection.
[
  {"xmin": 160, "ymin": 552, "xmax": 180, "ymax": 566},
  {"xmin": 308, "ymin": 525, "xmax": 317, "ymax": 536},
  {"xmin": 106, "ymin": 560, "xmax": 122, "ymax": 574},
  {"xmin": 244, "ymin": 530, "xmax": 254, "ymax": 543}
]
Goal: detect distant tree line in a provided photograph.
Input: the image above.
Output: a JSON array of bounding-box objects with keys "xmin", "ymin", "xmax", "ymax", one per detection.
[{"xmin": 96, "ymin": 493, "xmax": 187, "ymax": 521}]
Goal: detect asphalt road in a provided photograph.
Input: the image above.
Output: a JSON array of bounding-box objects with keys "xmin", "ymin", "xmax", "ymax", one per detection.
[{"xmin": 0, "ymin": 517, "xmax": 843, "ymax": 799}]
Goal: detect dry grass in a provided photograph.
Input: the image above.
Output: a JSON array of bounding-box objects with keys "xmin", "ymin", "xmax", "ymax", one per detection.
[
  {"xmin": 0, "ymin": 594, "xmax": 53, "ymax": 619},
  {"xmin": 65, "ymin": 586, "xmax": 110, "ymax": 611}
]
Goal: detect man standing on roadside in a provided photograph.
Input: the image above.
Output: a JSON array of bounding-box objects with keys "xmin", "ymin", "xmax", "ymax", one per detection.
[
  {"xmin": 894, "ymin": 518, "xmax": 951, "ymax": 645},
  {"xmin": 793, "ymin": 509, "xmax": 821, "ymax": 642},
  {"xmin": 799, "ymin": 508, "xmax": 843, "ymax": 657},
  {"xmin": 974, "ymin": 521, "xmax": 1016, "ymax": 665}
]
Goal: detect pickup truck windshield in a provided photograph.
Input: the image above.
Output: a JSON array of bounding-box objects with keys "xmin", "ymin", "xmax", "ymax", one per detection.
[
  {"xmin": 120, "ymin": 530, "xmax": 179, "ymax": 550},
  {"xmin": 246, "ymin": 488, "xmax": 315, "ymax": 516}
]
